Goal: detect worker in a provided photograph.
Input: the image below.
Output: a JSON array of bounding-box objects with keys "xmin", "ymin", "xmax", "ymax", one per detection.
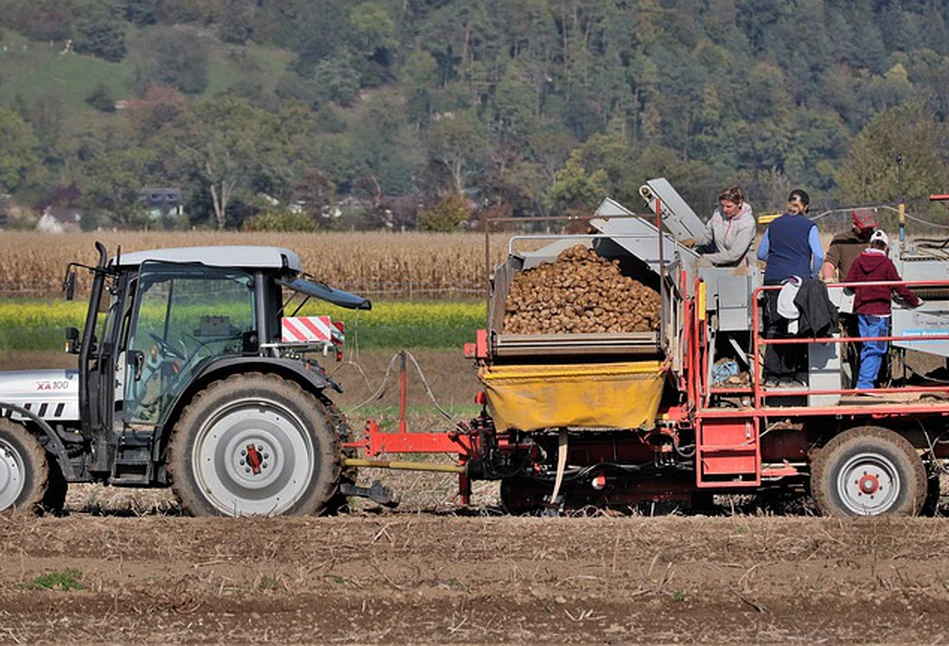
[
  {"xmin": 756, "ymin": 189, "xmax": 824, "ymax": 387},
  {"xmin": 846, "ymin": 230, "xmax": 920, "ymax": 394},
  {"xmin": 821, "ymin": 209, "xmax": 877, "ymax": 281},
  {"xmin": 682, "ymin": 185, "xmax": 756, "ymax": 267},
  {"xmin": 821, "ymin": 209, "xmax": 877, "ymax": 386}
]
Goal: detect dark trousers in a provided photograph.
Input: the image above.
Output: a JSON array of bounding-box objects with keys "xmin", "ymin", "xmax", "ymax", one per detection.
[{"xmin": 762, "ymin": 284, "xmax": 805, "ymax": 381}]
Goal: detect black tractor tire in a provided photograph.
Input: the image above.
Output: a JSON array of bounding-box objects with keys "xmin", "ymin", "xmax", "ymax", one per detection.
[
  {"xmin": 168, "ymin": 372, "xmax": 341, "ymax": 517},
  {"xmin": 812, "ymin": 426, "xmax": 927, "ymax": 517},
  {"xmin": 0, "ymin": 418, "xmax": 52, "ymax": 514},
  {"xmin": 318, "ymin": 395, "xmax": 357, "ymax": 515}
]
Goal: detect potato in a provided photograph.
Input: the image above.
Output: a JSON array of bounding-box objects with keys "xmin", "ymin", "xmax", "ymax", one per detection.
[{"xmin": 502, "ymin": 245, "xmax": 661, "ymax": 334}]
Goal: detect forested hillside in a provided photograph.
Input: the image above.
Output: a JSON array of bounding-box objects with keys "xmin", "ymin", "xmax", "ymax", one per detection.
[{"xmin": 1, "ymin": 0, "xmax": 948, "ymax": 230}]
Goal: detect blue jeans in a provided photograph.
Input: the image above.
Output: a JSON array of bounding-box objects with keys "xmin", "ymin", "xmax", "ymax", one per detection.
[{"xmin": 856, "ymin": 314, "xmax": 888, "ymax": 389}]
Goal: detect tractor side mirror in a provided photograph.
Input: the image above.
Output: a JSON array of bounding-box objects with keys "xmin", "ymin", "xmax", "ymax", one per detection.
[
  {"xmin": 64, "ymin": 271, "xmax": 76, "ymax": 301},
  {"xmin": 129, "ymin": 350, "xmax": 145, "ymax": 381},
  {"xmin": 64, "ymin": 327, "xmax": 80, "ymax": 354}
]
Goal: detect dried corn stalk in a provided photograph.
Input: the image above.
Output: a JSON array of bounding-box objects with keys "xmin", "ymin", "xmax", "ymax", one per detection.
[{"xmin": 503, "ymin": 245, "xmax": 661, "ymax": 334}]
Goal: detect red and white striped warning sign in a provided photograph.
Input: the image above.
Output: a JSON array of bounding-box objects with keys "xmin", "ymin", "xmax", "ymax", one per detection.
[{"xmin": 281, "ymin": 316, "xmax": 345, "ymax": 345}]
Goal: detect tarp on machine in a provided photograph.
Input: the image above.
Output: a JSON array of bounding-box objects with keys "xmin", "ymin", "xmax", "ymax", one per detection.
[{"xmin": 478, "ymin": 361, "xmax": 666, "ymax": 431}]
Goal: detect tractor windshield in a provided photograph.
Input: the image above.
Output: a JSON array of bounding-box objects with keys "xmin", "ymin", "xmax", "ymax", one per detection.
[{"xmin": 123, "ymin": 262, "xmax": 256, "ymax": 423}]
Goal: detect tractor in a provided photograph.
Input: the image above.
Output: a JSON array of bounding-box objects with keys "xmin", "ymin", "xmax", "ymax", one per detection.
[{"xmin": 0, "ymin": 242, "xmax": 370, "ymax": 516}]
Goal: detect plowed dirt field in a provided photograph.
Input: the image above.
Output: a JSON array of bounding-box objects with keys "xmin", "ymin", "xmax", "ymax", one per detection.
[{"xmin": 3, "ymin": 510, "xmax": 949, "ymax": 644}]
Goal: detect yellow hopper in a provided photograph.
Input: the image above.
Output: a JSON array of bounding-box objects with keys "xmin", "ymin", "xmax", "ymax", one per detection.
[{"xmin": 479, "ymin": 361, "xmax": 667, "ymax": 432}]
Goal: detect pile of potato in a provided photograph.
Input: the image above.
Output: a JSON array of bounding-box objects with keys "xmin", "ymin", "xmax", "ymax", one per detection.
[{"xmin": 502, "ymin": 245, "xmax": 661, "ymax": 334}]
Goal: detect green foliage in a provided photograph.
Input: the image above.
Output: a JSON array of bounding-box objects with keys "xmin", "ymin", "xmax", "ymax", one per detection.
[
  {"xmin": 837, "ymin": 101, "xmax": 949, "ymax": 204},
  {"xmin": 418, "ymin": 193, "xmax": 469, "ymax": 232},
  {"xmin": 4, "ymin": 0, "xmax": 949, "ymax": 224},
  {"xmin": 216, "ymin": 0, "xmax": 254, "ymax": 45},
  {"xmin": 80, "ymin": 146, "xmax": 159, "ymax": 226},
  {"xmin": 125, "ymin": 0, "xmax": 157, "ymax": 26},
  {"xmin": 0, "ymin": 108, "xmax": 41, "ymax": 193},
  {"xmin": 132, "ymin": 26, "xmax": 209, "ymax": 94},
  {"xmin": 171, "ymin": 96, "xmax": 291, "ymax": 228},
  {"xmin": 426, "ymin": 112, "xmax": 487, "ymax": 194},
  {"xmin": 22, "ymin": 569, "xmax": 85, "ymax": 591},
  {"xmin": 544, "ymin": 150, "xmax": 609, "ymax": 215},
  {"xmin": 241, "ymin": 210, "xmax": 317, "ymax": 232},
  {"xmin": 72, "ymin": 0, "xmax": 128, "ymax": 63},
  {"xmin": 84, "ymin": 83, "xmax": 116, "ymax": 112}
]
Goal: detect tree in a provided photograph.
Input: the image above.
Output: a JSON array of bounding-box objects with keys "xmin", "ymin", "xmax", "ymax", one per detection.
[
  {"xmin": 125, "ymin": 0, "xmax": 157, "ymax": 26},
  {"xmin": 0, "ymin": 108, "xmax": 40, "ymax": 194},
  {"xmin": 80, "ymin": 146, "xmax": 159, "ymax": 227},
  {"xmin": 543, "ymin": 149, "xmax": 608, "ymax": 215},
  {"xmin": 73, "ymin": 0, "xmax": 127, "ymax": 63},
  {"xmin": 418, "ymin": 192, "xmax": 469, "ymax": 231},
  {"xmin": 837, "ymin": 101, "xmax": 949, "ymax": 204},
  {"xmin": 172, "ymin": 97, "xmax": 290, "ymax": 229},
  {"xmin": 217, "ymin": 0, "xmax": 254, "ymax": 45},
  {"xmin": 426, "ymin": 111, "xmax": 487, "ymax": 194},
  {"xmin": 132, "ymin": 27, "xmax": 209, "ymax": 94},
  {"xmin": 85, "ymin": 84, "xmax": 117, "ymax": 113}
]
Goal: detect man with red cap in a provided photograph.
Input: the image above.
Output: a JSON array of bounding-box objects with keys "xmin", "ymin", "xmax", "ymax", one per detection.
[
  {"xmin": 821, "ymin": 208, "xmax": 877, "ymax": 387},
  {"xmin": 821, "ymin": 209, "xmax": 877, "ymax": 282}
]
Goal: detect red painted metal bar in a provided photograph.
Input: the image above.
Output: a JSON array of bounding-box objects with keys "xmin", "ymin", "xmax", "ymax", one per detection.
[
  {"xmin": 360, "ymin": 419, "xmax": 477, "ymax": 458},
  {"xmin": 931, "ymin": 194, "xmax": 949, "ymax": 201},
  {"xmin": 751, "ymin": 279, "xmax": 763, "ymax": 410},
  {"xmin": 699, "ymin": 404, "xmax": 949, "ymax": 419}
]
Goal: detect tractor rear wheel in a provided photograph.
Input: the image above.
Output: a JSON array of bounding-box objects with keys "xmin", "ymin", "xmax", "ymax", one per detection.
[
  {"xmin": 812, "ymin": 426, "xmax": 926, "ymax": 517},
  {"xmin": 0, "ymin": 419, "xmax": 52, "ymax": 514},
  {"xmin": 168, "ymin": 373, "xmax": 341, "ymax": 517}
]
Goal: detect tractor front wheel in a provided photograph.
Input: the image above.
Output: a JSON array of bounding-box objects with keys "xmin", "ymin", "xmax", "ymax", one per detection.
[
  {"xmin": 0, "ymin": 419, "xmax": 54, "ymax": 514},
  {"xmin": 811, "ymin": 426, "xmax": 926, "ymax": 517},
  {"xmin": 169, "ymin": 373, "xmax": 341, "ymax": 517}
]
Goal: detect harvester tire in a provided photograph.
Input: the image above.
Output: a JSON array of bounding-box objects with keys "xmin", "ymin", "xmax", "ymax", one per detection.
[
  {"xmin": 500, "ymin": 476, "xmax": 543, "ymax": 515},
  {"xmin": 168, "ymin": 372, "xmax": 341, "ymax": 517},
  {"xmin": 812, "ymin": 426, "xmax": 926, "ymax": 517},
  {"xmin": 0, "ymin": 418, "xmax": 51, "ymax": 514}
]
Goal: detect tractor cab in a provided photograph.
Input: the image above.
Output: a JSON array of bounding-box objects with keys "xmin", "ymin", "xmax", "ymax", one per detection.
[{"xmin": 68, "ymin": 243, "xmax": 370, "ymax": 483}]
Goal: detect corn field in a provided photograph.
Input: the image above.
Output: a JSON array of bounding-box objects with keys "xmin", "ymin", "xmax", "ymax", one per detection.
[{"xmin": 0, "ymin": 231, "xmax": 521, "ymax": 298}]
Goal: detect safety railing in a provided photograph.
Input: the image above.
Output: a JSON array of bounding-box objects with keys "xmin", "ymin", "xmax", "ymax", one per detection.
[{"xmin": 740, "ymin": 279, "xmax": 949, "ymax": 412}]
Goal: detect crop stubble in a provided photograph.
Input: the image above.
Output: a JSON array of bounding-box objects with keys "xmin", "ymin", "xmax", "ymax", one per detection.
[{"xmin": 1, "ymin": 514, "xmax": 949, "ymax": 643}]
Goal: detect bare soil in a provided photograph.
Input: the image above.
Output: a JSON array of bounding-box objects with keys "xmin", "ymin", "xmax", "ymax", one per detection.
[
  {"xmin": 3, "ymin": 512, "xmax": 949, "ymax": 644},
  {"xmin": 4, "ymin": 350, "xmax": 949, "ymax": 642}
]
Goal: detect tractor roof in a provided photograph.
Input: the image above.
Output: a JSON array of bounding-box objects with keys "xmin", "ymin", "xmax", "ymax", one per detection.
[{"xmin": 112, "ymin": 246, "xmax": 303, "ymax": 272}]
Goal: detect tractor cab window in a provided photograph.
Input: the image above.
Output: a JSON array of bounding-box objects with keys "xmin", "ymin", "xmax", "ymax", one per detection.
[{"xmin": 124, "ymin": 263, "xmax": 256, "ymax": 424}]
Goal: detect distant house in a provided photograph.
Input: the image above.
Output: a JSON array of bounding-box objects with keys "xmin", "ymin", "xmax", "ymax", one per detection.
[
  {"xmin": 140, "ymin": 188, "xmax": 183, "ymax": 219},
  {"xmin": 36, "ymin": 206, "xmax": 82, "ymax": 233}
]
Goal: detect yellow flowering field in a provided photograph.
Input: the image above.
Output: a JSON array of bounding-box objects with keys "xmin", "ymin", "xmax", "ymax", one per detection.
[{"xmin": 0, "ymin": 298, "xmax": 487, "ymax": 351}]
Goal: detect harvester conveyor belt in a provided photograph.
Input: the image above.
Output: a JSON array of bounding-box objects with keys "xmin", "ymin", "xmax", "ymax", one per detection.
[{"xmin": 492, "ymin": 332, "xmax": 660, "ymax": 357}]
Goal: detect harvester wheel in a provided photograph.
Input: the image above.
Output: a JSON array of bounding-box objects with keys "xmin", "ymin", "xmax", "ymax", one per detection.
[
  {"xmin": 168, "ymin": 372, "xmax": 341, "ymax": 517},
  {"xmin": 500, "ymin": 476, "xmax": 543, "ymax": 515},
  {"xmin": 0, "ymin": 419, "xmax": 51, "ymax": 514},
  {"xmin": 812, "ymin": 426, "xmax": 926, "ymax": 517}
]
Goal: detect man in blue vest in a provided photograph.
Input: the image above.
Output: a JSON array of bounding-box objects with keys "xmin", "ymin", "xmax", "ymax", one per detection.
[{"xmin": 756, "ymin": 189, "xmax": 824, "ymax": 387}]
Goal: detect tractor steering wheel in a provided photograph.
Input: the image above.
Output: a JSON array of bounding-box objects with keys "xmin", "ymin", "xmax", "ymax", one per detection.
[{"xmin": 148, "ymin": 332, "xmax": 187, "ymax": 362}]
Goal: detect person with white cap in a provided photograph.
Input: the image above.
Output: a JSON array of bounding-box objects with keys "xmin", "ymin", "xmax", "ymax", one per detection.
[{"xmin": 845, "ymin": 230, "xmax": 921, "ymax": 393}]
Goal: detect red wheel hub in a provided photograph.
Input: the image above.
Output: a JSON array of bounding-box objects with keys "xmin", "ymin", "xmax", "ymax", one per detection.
[
  {"xmin": 245, "ymin": 444, "xmax": 263, "ymax": 475},
  {"xmin": 858, "ymin": 473, "xmax": 880, "ymax": 495}
]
